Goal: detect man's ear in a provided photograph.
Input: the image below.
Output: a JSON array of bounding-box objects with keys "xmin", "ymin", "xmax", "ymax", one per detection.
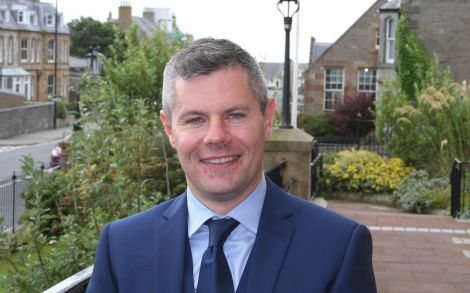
[
  {"xmin": 263, "ymin": 98, "xmax": 276, "ymax": 140},
  {"xmin": 160, "ymin": 110, "xmax": 176, "ymax": 148}
]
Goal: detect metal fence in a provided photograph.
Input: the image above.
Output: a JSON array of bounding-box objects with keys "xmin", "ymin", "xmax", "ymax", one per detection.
[
  {"xmin": 311, "ymin": 147, "xmax": 323, "ymax": 199},
  {"xmin": 0, "ymin": 163, "xmax": 55, "ymax": 232},
  {"xmin": 450, "ymin": 159, "xmax": 470, "ymax": 218},
  {"xmin": 315, "ymin": 135, "xmax": 389, "ymax": 157},
  {"xmin": 0, "ymin": 172, "xmax": 28, "ymax": 232}
]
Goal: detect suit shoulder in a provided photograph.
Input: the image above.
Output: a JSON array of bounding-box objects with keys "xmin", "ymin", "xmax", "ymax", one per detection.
[{"xmin": 109, "ymin": 194, "xmax": 183, "ymax": 231}]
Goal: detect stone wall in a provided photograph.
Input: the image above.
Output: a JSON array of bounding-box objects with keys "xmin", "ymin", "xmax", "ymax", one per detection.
[
  {"xmin": 0, "ymin": 103, "xmax": 54, "ymax": 139},
  {"xmin": 402, "ymin": 0, "xmax": 470, "ymax": 83}
]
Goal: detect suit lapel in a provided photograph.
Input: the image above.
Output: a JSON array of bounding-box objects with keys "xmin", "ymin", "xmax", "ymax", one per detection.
[
  {"xmin": 239, "ymin": 179, "xmax": 294, "ymax": 292},
  {"xmin": 154, "ymin": 194, "xmax": 189, "ymax": 293}
]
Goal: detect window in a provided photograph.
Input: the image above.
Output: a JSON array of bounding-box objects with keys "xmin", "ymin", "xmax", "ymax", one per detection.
[
  {"xmin": 7, "ymin": 37, "xmax": 13, "ymax": 64},
  {"xmin": 0, "ymin": 37, "xmax": 3, "ymax": 64},
  {"xmin": 358, "ymin": 68, "xmax": 377, "ymax": 99},
  {"xmin": 375, "ymin": 29, "xmax": 380, "ymax": 50},
  {"xmin": 61, "ymin": 76, "xmax": 68, "ymax": 97},
  {"xmin": 62, "ymin": 40, "xmax": 68, "ymax": 63},
  {"xmin": 21, "ymin": 38, "xmax": 28, "ymax": 62},
  {"xmin": 18, "ymin": 11, "xmax": 25, "ymax": 23},
  {"xmin": 31, "ymin": 39, "xmax": 36, "ymax": 63},
  {"xmin": 48, "ymin": 40, "xmax": 55, "ymax": 62},
  {"xmin": 385, "ymin": 18, "xmax": 396, "ymax": 63},
  {"xmin": 46, "ymin": 14, "xmax": 54, "ymax": 26},
  {"xmin": 48, "ymin": 75, "xmax": 55, "ymax": 95},
  {"xmin": 324, "ymin": 68, "xmax": 344, "ymax": 111}
]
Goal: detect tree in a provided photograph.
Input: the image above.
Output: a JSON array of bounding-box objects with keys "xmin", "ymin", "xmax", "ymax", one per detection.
[{"xmin": 68, "ymin": 17, "xmax": 116, "ymax": 57}]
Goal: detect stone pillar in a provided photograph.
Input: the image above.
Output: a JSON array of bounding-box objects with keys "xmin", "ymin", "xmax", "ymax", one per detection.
[{"xmin": 264, "ymin": 128, "xmax": 314, "ymax": 200}]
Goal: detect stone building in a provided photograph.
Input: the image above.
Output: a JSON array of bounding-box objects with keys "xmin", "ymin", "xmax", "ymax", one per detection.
[
  {"xmin": 0, "ymin": 0, "xmax": 70, "ymax": 102},
  {"xmin": 303, "ymin": 0, "xmax": 470, "ymax": 113}
]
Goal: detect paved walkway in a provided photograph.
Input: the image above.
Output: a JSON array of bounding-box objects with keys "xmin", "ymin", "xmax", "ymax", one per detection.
[
  {"xmin": 0, "ymin": 127, "xmax": 72, "ymax": 147},
  {"xmin": 326, "ymin": 200, "xmax": 470, "ymax": 293}
]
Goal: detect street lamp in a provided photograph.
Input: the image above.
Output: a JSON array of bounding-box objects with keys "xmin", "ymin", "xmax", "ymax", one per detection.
[
  {"xmin": 87, "ymin": 45, "xmax": 101, "ymax": 75},
  {"xmin": 277, "ymin": 0, "xmax": 299, "ymax": 129}
]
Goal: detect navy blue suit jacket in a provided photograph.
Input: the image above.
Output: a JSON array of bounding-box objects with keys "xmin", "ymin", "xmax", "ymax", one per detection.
[{"xmin": 87, "ymin": 178, "xmax": 376, "ymax": 292}]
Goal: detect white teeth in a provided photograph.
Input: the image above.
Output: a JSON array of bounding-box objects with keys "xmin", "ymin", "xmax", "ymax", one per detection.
[{"xmin": 203, "ymin": 156, "xmax": 238, "ymax": 164}]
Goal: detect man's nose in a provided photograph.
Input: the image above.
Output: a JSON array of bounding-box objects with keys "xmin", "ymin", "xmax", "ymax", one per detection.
[{"xmin": 203, "ymin": 119, "xmax": 231, "ymax": 146}]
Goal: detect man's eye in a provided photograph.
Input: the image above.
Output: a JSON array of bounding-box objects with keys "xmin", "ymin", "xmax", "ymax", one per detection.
[
  {"xmin": 186, "ymin": 117, "xmax": 204, "ymax": 124},
  {"xmin": 228, "ymin": 112, "xmax": 245, "ymax": 121}
]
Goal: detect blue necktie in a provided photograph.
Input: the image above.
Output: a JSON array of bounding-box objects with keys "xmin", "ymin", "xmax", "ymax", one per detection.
[{"xmin": 197, "ymin": 218, "xmax": 240, "ymax": 293}]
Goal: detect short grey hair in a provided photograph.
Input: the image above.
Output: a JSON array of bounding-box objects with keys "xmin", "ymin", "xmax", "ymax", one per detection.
[{"xmin": 162, "ymin": 38, "xmax": 268, "ymax": 119}]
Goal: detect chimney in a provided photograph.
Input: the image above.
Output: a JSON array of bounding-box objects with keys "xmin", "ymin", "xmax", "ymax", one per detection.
[
  {"xmin": 118, "ymin": 2, "xmax": 132, "ymax": 29},
  {"xmin": 143, "ymin": 8, "xmax": 155, "ymax": 24},
  {"xmin": 309, "ymin": 37, "xmax": 316, "ymax": 65}
]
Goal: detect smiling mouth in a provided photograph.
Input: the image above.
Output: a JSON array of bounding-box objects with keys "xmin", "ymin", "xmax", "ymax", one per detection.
[{"xmin": 201, "ymin": 156, "xmax": 239, "ymax": 164}]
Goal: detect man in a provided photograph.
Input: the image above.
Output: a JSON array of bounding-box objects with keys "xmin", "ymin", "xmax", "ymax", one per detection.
[{"xmin": 87, "ymin": 38, "xmax": 376, "ymax": 292}]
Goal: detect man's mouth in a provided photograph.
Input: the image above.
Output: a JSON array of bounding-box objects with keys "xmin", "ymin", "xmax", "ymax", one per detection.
[{"xmin": 201, "ymin": 156, "xmax": 239, "ymax": 164}]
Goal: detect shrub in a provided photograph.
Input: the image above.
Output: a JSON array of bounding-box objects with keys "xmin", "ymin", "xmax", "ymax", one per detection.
[
  {"xmin": 55, "ymin": 100, "xmax": 68, "ymax": 119},
  {"xmin": 298, "ymin": 112, "xmax": 335, "ymax": 138},
  {"xmin": 393, "ymin": 170, "xmax": 449, "ymax": 213},
  {"xmin": 331, "ymin": 94, "xmax": 375, "ymax": 137},
  {"xmin": 322, "ymin": 150, "xmax": 412, "ymax": 193}
]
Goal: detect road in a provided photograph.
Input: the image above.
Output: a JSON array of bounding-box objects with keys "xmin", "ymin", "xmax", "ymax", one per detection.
[{"xmin": 0, "ymin": 143, "xmax": 55, "ymax": 179}]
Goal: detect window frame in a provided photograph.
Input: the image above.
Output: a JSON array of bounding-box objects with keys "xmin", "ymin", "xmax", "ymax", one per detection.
[
  {"xmin": 47, "ymin": 75, "xmax": 55, "ymax": 96},
  {"xmin": 48, "ymin": 39, "xmax": 55, "ymax": 62},
  {"xmin": 7, "ymin": 37, "xmax": 13, "ymax": 64},
  {"xmin": 385, "ymin": 17, "xmax": 396, "ymax": 64},
  {"xmin": 20, "ymin": 38, "xmax": 29, "ymax": 62},
  {"xmin": 0, "ymin": 37, "xmax": 3, "ymax": 64},
  {"xmin": 46, "ymin": 14, "xmax": 54, "ymax": 26},
  {"xmin": 324, "ymin": 67, "xmax": 344, "ymax": 112},
  {"xmin": 357, "ymin": 68, "xmax": 377, "ymax": 99}
]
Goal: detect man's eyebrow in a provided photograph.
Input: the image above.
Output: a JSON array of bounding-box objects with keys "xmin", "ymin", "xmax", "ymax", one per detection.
[{"xmin": 225, "ymin": 105, "xmax": 251, "ymax": 113}]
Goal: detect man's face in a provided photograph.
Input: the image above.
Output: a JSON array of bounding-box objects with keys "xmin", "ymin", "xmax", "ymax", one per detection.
[{"xmin": 160, "ymin": 67, "xmax": 275, "ymax": 209}]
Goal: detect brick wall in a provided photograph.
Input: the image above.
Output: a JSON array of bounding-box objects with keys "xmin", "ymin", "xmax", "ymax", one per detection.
[{"xmin": 0, "ymin": 103, "xmax": 54, "ymax": 138}]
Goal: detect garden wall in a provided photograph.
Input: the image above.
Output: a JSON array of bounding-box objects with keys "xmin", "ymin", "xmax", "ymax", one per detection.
[{"xmin": 0, "ymin": 103, "xmax": 54, "ymax": 139}]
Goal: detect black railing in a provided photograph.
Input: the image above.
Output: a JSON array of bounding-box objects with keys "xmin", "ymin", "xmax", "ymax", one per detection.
[
  {"xmin": 450, "ymin": 159, "xmax": 470, "ymax": 218},
  {"xmin": 0, "ymin": 172, "xmax": 28, "ymax": 232},
  {"xmin": 0, "ymin": 164, "xmax": 55, "ymax": 232},
  {"xmin": 311, "ymin": 144, "xmax": 323, "ymax": 199},
  {"xmin": 315, "ymin": 135, "xmax": 389, "ymax": 156}
]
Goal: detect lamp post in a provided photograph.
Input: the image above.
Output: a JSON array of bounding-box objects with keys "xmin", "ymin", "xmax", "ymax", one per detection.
[
  {"xmin": 87, "ymin": 45, "xmax": 100, "ymax": 75},
  {"xmin": 277, "ymin": 0, "xmax": 299, "ymax": 129}
]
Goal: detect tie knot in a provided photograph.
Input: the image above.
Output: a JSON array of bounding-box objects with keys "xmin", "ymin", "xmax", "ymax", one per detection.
[{"xmin": 207, "ymin": 218, "xmax": 239, "ymax": 248}]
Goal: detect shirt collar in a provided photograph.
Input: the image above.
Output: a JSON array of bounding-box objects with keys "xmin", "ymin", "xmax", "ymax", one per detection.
[{"xmin": 187, "ymin": 175, "xmax": 266, "ymax": 237}]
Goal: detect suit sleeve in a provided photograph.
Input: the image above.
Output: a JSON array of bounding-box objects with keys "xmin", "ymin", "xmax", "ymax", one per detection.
[
  {"xmin": 86, "ymin": 223, "xmax": 118, "ymax": 293},
  {"xmin": 331, "ymin": 224, "xmax": 377, "ymax": 293}
]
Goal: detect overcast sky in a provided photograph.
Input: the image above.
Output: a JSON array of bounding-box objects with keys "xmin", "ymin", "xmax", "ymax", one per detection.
[{"xmin": 43, "ymin": 0, "xmax": 377, "ymax": 63}]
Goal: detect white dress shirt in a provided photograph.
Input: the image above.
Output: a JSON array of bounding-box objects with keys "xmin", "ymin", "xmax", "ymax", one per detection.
[{"xmin": 186, "ymin": 175, "xmax": 266, "ymax": 291}]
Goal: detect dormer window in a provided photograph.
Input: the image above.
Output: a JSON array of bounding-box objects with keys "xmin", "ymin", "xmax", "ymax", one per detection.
[
  {"xmin": 18, "ymin": 11, "xmax": 26, "ymax": 24},
  {"xmin": 46, "ymin": 14, "xmax": 54, "ymax": 26}
]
